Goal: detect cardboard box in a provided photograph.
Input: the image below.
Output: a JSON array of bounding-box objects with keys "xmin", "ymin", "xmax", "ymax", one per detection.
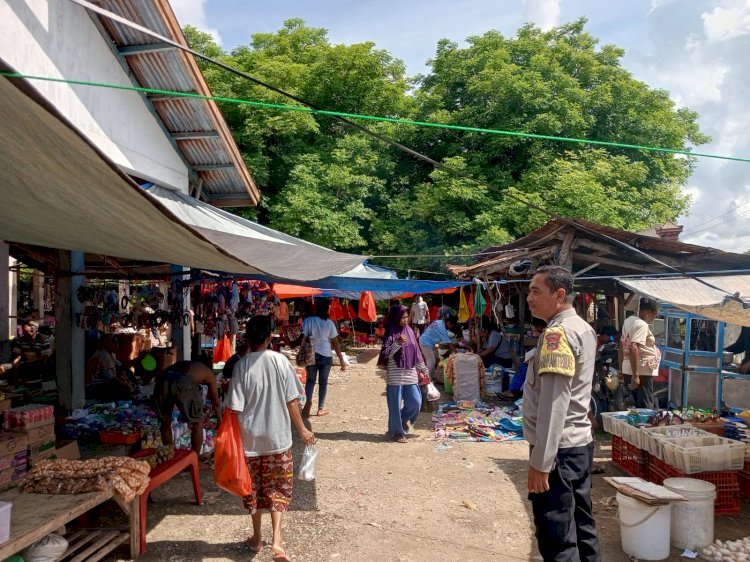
[
  {"xmin": 23, "ymin": 419, "xmax": 55, "ymax": 443},
  {"xmin": 27, "ymin": 439, "xmax": 55, "ymax": 458},
  {"xmin": 0, "ymin": 450, "xmax": 26, "ymax": 472},
  {"xmin": 27, "ymin": 447, "xmax": 55, "ymax": 468},
  {"xmin": 55, "ymin": 440, "xmax": 80, "ymax": 461},
  {"xmin": 0, "ymin": 466, "xmax": 26, "ymax": 487},
  {"xmin": 0, "ymin": 432, "xmax": 28, "ymax": 457}
]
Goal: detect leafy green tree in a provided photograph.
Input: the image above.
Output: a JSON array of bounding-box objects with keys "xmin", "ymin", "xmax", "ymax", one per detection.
[{"xmin": 185, "ymin": 18, "xmax": 707, "ymax": 272}]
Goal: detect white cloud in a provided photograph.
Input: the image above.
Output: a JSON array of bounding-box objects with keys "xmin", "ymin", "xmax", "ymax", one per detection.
[
  {"xmin": 625, "ymin": 0, "xmax": 750, "ymax": 253},
  {"xmin": 170, "ymin": 0, "xmax": 222, "ymax": 45},
  {"xmin": 521, "ymin": 0, "xmax": 561, "ymax": 31},
  {"xmin": 703, "ymin": 2, "xmax": 750, "ymax": 42}
]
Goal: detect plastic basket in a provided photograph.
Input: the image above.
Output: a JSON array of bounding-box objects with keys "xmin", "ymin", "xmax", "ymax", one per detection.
[
  {"xmin": 601, "ymin": 412, "xmax": 624, "ymax": 436},
  {"xmin": 641, "ymin": 425, "xmax": 712, "ymax": 459},
  {"xmin": 611, "ymin": 436, "xmax": 649, "ymax": 479},
  {"xmin": 739, "ymin": 471, "xmax": 750, "ymax": 502},
  {"xmin": 662, "ymin": 436, "xmax": 746, "ymax": 474},
  {"xmin": 621, "ymin": 423, "xmax": 645, "ymax": 449},
  {"xmin": 99, "ymin": 429, "xmax": 141, "ymax": 445}
]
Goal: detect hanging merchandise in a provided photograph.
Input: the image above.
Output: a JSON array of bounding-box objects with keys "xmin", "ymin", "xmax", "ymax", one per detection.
[
  {"xmin": 458, "ymin": 287, "xmax": 470, "ymax": 323},
  {"xmin": 359, "ymin": 292, "xmax": 377, "ymax": 322},
  {"xmin": 473, "ymin": 285, "xmax": 486, "ymax": 318},
  {"xmin": 505, "ymin": 304, "xmax": 515, "ymax": 318},
  {"xmin": 328, "ymin": 298, "xmax": 345, "ymax": 322}
]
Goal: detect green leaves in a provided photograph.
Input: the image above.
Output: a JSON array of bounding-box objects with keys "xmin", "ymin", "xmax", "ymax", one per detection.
[{"xmin": 186, "ymin": 18, "xmax": 706, "ymax": 274}]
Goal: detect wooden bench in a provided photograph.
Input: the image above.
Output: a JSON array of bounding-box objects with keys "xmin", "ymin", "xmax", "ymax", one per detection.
[
  {"xmin": 0, "ymin": 487, "xmax": 138, "ymax": 561},
  {"xmin": 132, "ymin": 448, "xmax": 202, "ymax": 555}
]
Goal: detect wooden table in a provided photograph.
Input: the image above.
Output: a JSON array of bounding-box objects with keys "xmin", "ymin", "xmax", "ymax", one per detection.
[{"xmin": 0, "ymin": 487, "xmax": 139, "ymax": 561}]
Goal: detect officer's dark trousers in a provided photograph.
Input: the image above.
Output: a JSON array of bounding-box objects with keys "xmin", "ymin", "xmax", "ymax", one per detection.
[{"xmin": 529, "ymin": 442, "xmax": 601, "ymax": 562}]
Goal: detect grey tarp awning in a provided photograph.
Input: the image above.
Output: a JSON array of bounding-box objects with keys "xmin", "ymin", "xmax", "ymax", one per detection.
[
  {"xmin": 617, "ymin": 275, "xmax": 750, "ymax": 326},
  {"xmin": 0, "ymin": 69, "xmax": 365, "ymax": 280},
  {"xmin": 143, "ymin": 185, "xmax": 366, "ymax": 280}
]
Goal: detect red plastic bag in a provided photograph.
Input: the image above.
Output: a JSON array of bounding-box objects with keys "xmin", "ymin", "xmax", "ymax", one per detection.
[
  {"xmin": 213, "ymin": 410, "xmax": 252, "ymax": 497},
  {"xmin": 212, "ymin": 335, "xmax": 232, "ymax": 364}
]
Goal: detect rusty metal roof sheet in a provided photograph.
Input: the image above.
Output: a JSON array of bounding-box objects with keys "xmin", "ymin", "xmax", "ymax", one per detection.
[{"xmin": 95, "ymin": 0, "xmax": 259, "ymax": 206}]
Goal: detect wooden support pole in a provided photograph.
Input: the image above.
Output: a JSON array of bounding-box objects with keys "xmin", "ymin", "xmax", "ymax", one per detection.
[
  {"xmin": 55, "ymin": 251, "xmax": 85, "ymax": 410},
  {"xmin": 0, "ymin": 243, "xmax": 9, "ymax": 341}
]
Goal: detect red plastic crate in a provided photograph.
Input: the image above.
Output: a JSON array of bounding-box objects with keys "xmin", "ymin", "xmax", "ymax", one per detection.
[
  {"xmin": 739, "ymin": 471, "xmax": 750, "ymax": 502},
  {"xmin": 648, "ymin": 454, "xmax": 740, "ymax": 515},
  {"xmin": 611, "ymin": 436, "xmax": 648, "ymax": 479}
]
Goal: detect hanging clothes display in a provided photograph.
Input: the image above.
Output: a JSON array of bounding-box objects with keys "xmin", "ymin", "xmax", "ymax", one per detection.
[
  {"xmin": 359, "ymin": 292, "xmax": 377, "ymax": 322},
  {"xmin": 328, "ymin": 298, "xmax": 346, "ymax": 322},
  {"xmin": 474, "ymin": 286, "xmax": 487, "ymax": 318},
  {"xmin": 458, "ymin": 287, "xmax": 471, "ymax": 323}
]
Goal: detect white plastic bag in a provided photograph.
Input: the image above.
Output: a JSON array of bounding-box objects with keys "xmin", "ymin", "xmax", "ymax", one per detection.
[
  {"xmin": 23, "ymin": 533, "xmax": 69, "ymax": 562},
  {"xmin": 298, "ymin": 444, "xmax": 319, "ymax": 481},
  {"xmin": 426, "ymin": 382, "xmax": 441, "ymax": 401}
]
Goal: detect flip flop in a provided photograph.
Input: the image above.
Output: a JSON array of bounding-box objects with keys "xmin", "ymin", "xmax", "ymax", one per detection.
[
  {"xmin": 316, "ymin": 409, "xmax": 330, "ymax": 417},
  {"xmin": 271, "ymin": 547, "xmax": 291, "ymax": 562},
  {"xmin": 393, "ymin": 435, "xmax": 407, "ymax": 443}
]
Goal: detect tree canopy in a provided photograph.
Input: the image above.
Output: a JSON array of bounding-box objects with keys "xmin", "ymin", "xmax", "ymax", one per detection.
[{"xmin": 184, "ymin": 18, "xmax": 708, "ymax": 273}]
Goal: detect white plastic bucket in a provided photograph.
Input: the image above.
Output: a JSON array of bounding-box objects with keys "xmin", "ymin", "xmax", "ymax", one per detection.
[
  {"xmin": 617, "ymin": 492, "xmax": 671, "ymax": 560},
  {"xmin": 663, "ymin": 477, "xmax": 716, "ymax": 550}
]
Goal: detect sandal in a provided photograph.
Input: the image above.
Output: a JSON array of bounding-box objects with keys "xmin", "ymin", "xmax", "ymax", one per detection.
[
  {"xmin": 316, "ymin": 409, "xmax": 330, "ymax": 417},
  {"xmin": 393, "ymin": 435, "xmax": 407, "ymax": 443}
]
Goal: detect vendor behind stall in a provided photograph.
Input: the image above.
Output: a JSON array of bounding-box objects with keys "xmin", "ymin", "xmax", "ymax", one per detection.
[
  {"xmin": 1, "ymin": 320, "xmax": 52, "ymax": 382},
  {"xmin": 153, "ymin": 359, "xmax": 222, "ymax": 454}
]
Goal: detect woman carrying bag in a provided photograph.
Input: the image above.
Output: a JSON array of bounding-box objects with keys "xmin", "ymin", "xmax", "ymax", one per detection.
[
  {"xmin": 226, "ymin": 315, "xmax": 315, "ymax": 562},
  {"xmin": 378, "ymin": 305, "xmax": 427, "ymax": 443}
]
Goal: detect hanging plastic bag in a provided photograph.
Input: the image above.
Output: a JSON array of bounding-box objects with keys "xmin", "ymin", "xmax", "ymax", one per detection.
[
  {"xmin": 213, "ymin": 335, "xmax": 232, "ymax": 364},
  {"xmin": 298, "ymin": 443, "xmax": 319, "ymax": 481},
  {"xmin": 214, "ymin": 410, "xmax": 252, "ymax": 496},
  {"xmin": 426, "ymin": 382, "xmax": 441, "ymax": 402}
]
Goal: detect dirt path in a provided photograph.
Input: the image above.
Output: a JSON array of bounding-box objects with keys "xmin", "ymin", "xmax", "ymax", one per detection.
[{"xmin": 115, "ymin": 348, "xmax": 750, "ymax": 562}]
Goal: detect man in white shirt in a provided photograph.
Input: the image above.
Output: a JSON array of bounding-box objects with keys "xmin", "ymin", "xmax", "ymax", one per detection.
[
  {"xmin": 409, "ymin": 296, "xmax": 430, "ymax": 337},
  {"xmin": 619, "ymin": 297, "xmax": 661, "ymax": 409}
]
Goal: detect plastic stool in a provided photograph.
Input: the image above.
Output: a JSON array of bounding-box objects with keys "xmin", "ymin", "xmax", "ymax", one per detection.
[{"xmin": 134, "ymin": 448, "xmax": 202, "ymax": 554}]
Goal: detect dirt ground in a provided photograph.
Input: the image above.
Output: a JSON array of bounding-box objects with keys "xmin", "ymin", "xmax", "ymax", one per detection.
[{"xmin": 106, "ymin": 348, "xmax": 750, "ymax": 562}]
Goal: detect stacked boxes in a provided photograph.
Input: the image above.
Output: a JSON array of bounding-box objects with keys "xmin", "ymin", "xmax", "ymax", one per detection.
[
  {"xmin": 4, "ymin": 405, "xmax": 55, "ymax": 471},
  {"xmin": 0, "ymin": 432, "xmax": 28, "ymax": 487}
]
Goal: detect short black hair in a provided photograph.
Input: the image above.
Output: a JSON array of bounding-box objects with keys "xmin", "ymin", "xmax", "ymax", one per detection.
[
  {"xmin": 245, "ymin": 315, "xmax": 273, "ymax": 346},
  {"xmin": 598, "ymin": 325, "xmax": 618, "ymax": 338},
  {"xmin": 444, "ymin": 314, "xmax": 459, "ymax": 327},
  {"xmin": 640, "ymin": 297, "xmax": 659, "ymax": 312},
  {"xmin": 534, "ymin": 265, "xmax": 574, "ymax": 301}
]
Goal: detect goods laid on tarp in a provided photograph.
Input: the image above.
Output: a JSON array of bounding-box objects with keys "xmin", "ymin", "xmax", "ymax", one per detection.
[
  {"xmin": 432, "ymin": 401, "xmax": 523, "ymax": 443},
  {"xmin": 702, "ymin": 538, "xmax": 750, "ymax": 562},
  {"xmin": 22, "ymin": 457, "xmax": 150, "ymax": 502}
]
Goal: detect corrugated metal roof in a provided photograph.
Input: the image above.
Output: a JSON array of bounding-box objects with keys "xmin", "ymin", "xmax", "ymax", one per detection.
[
  {"xmin": 460, "ymin": 218, "xmax": 750, "ymax": 282},
  {"xmin": 95, "ymin": 0, "xmax": 259, "ymax": 206}
]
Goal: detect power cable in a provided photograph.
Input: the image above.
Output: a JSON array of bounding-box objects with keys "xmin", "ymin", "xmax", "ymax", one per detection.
[
  {"xmin": 681, "ymin": 201, "xmax": 750, "ymax": 235},
  {"xmin": 3, "ymin": 72, "xmax": 749, "ymax": 165},
  {"xmin": 683, "ymin": 207, "xmax": 750, "ymax": 237},
  {"xmin": 58, "ymin": 0, "xmax": 744, "ymax": 298}
]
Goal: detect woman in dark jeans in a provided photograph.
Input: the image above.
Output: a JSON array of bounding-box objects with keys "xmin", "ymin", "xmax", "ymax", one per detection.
[{"xmin": 300, "ymin": 299, "xmax": 346, "ymax": 417}]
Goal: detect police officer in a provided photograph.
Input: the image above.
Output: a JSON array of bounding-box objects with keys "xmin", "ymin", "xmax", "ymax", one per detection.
[{"xmin": 523, "ymin": 266, "xmax": 601, "ymax": 562}]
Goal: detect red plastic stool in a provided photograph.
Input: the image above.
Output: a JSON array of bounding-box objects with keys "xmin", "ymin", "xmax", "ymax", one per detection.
[{"xmin": 132, "ymin": 448, "xmax": 203, "ymax": 554}]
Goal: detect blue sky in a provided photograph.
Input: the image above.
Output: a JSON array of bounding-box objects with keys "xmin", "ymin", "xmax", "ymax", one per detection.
[{"xmin": 173, "ymin": 0, "xmax": 750, "ymax": 252}]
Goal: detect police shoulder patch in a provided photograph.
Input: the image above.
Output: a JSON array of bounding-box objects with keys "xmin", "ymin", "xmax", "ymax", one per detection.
[{"xmin": 538, "ymin": 325, "xmax": 575, "ymax": 377}]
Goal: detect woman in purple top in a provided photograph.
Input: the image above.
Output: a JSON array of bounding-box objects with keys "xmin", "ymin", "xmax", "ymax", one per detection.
[{"xmin": 378, "ymin": 305, "xmax": 425, "ymax": 443}]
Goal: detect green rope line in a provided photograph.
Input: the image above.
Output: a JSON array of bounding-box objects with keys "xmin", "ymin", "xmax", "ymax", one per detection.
[{"xmin": 4, "ymin": 71, "xmax": 748, "ymax": 163}]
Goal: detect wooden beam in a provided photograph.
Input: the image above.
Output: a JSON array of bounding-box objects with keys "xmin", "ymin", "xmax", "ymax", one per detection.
[
  {"xmin": 558, "ymin": 231, "xmax": 575, "ymax": 269},
  {"xmin": 206, "ymin": 194, "xmax": 254, "ymax": 207},
  {"xmin": 573, "ymin": 263, "xmax": 601, "ymax": 278},
  {"xmin": 118, "ymin": 42, "xmax": 176, "ymax": 55},
  {"xmin": 172, "ymin": 131, "xmax": 220, "ymax": 140},
  {"xmin": 576, "ymin": 252, "xmax": 663, "ymax": 272},
  {"xmin": 147, "ymin": 94, "xmax": 198, "ymax": 102},
  {"xmin": 193, "ymin": 164, "xmax": 235, "ymax": 171}
]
